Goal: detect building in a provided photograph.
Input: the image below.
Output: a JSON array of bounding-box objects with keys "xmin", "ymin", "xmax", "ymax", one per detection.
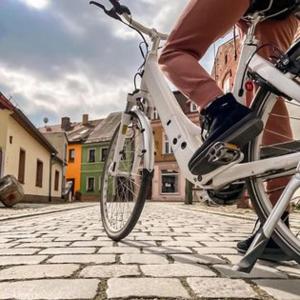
[
  {"xmin": 39, "ymin": 125, "xmax": 68, "ymax": 197},
  {"xmin": 0, "ymin": 92, "xmax": 63, "ymax": 202},
  {"xmin": 151, "ymin": 91, "xmax": 199, "ymax": 202},
  {"xmin": 81, "ymin": 112, "xmax": 121, "ymax": 201}
]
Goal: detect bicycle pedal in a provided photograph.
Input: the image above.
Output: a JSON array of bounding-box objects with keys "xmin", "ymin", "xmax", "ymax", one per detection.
[{"xmin": 207, "ymin": 142, "xmax": 242, "ymax": 165}]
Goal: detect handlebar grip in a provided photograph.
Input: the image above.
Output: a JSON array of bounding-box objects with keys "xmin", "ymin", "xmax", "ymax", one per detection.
[{"xmin": 109, "ymin": 0, "xmax": 131, "ymax": 15}]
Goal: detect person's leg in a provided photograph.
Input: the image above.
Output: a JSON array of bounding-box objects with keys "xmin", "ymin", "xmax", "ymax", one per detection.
[{"xmin": 159, "ymin": 0, "xmax": 250, "ymax": 110}]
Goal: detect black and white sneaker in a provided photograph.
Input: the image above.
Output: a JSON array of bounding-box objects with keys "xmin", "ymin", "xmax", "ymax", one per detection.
[{"xmin": 188, "ymin": 93, "xmax": 263, "ymax": 176}]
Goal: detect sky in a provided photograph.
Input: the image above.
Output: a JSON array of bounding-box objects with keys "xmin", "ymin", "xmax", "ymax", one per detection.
[{"xmin": 0, "ymin": 0, "xmax": 232, "ymax": 126}]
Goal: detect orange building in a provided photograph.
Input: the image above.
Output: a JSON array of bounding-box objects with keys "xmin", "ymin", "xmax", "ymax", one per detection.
[{"xmin": 66, "ymin": 143, "xmax": 82, "ymax": 196}]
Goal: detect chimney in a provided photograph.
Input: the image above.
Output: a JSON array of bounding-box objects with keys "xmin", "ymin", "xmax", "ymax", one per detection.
[
  {"xmin": 82, "ymin": 114, "xmax": 89, "ymax": 126},
  {"xmin": 61, "ymin": 117, "xmax": 71, "ymax": 131}
]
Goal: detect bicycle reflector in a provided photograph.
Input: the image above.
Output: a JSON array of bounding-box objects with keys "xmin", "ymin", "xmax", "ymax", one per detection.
[{"xmin": 245, "ymin": 80, "xmax": 254, "ymax": 92}]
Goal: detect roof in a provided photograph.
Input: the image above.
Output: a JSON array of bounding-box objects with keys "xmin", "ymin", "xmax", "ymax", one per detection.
[
  {"xmin": 0, "ymin": 92, "xmax": 58, "ymax": 155},
  {"xmin": 67, "ymin": 119, "xmax": 103, "ymax": 143},
  {"xmin": 40, "ymin": 119, "xmax": 104, "ymax": 143},
  {"xmin": 85, "ymin": 112, "xmax": 121, "ymax": 144}
]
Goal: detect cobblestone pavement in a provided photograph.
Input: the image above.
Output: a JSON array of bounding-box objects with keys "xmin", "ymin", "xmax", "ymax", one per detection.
[
  {"xmin": 0, "ymin": 202, "xmax": 299, "ymax": 300},
  {"xmin": 0, "ymin": 202, "xmax": 94, "ymax": 221}
]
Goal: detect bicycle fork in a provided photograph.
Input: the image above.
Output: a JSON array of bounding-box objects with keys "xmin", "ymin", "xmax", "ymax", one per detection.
[{"xmin": 234, "ymin": 161, "xmax": 300, "ymax": 273}]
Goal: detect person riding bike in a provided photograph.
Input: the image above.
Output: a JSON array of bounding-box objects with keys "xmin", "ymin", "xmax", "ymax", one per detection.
[{"xmin": 159, "ymin": 0, "xmax": 299, "ymax": 257}]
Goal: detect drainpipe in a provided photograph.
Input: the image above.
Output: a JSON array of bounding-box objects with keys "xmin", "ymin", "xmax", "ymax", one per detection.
[{"xmin": 49, "ymin": 153, "xmax": 55, "ymax": 202}]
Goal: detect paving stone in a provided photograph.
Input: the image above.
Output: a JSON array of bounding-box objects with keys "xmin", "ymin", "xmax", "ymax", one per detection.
[
  {"xmin": 194, "ymin": 247, "xmax": 237, "ymax": 254},
  {"xmin": 70, "ymin": 241, "xmax": 113, "ymax": 247},
  {"xmin": 0, "ymin": 248, "xmax": 38, "ymax": 255},
  {"xmin": 161, "ymin": 241, "xmax": 200, "ymax": 247},
  {"xmin": 143, "ymin": 247, "xmax": 192, "ymax": 254},
  {"xmin": 202, "ymin": 241, "xmax": 238, "ymax": 247},
  {"xmin": 187, "ymin": 277, "xmax": 257, "ymax": 298},
  {"xmin": 0, "ymin": 279, "xmax": 100, "ymax": 299},
  {"xmin": 174, "ymin": 236, "xmax": 216, "ymax": 242},
  {"xmin": 171, "ymin": 253, "xmax": 226, "ymax": 265},
  {"xmin": 0, "ymin": 264, "xmax": 79, "ymax": 280},
  {"xmin": 277, "ymin": 265, "xmax": 300, "ymax": 277},
  {"xmin": 107, "ymin": 278, "xmax": 190, "ymax": 298},
  {"xmin": 80, "ymin": 265, "xmax": 140, "ymax": 278},
  {"xmin": 118, "ymin": 240, "xmax": 157, "ymax": 247},
  {"xmin": 215, "ymin": 264, "xmax": 288, "ymax": 279},
  {"xmin": 121, "ymin": 254, "xmax": 169, "ymax": 264},
  {"xmin": 134, "ymin": 235, "xmax": 173, "ymax": 241},
  {"xmin": 39, "ymin": 247, "xmax": 96, "ymax": 254},
  {"xmin": 47, "ymin": 254, "xmax": 115, "ymax": 264},
  {"xmin": 55, "ymin": 236, "xmax": 93, "ymax": 241},
  {"xmin": 16, "ymin": 242, "xmax": 70, "ymax": 248},
  {"xmin": 0, "ymin": 255, "xmax": 48, "ymax": 266},
  {"xmin": 254, "ymin": 279, "xmax": 300, "ymax": 300},
  {"xmin": 141, "ymin": 263, "xmax": 216, "ymax": 277},
  {"xmin": 98, "ymin": 247, "xmax": 140, "ymax": 254}
]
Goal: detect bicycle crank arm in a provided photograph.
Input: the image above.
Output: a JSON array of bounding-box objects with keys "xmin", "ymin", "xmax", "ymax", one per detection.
[{"xmin": 234, "ymin": 162, "xmax": 300, "ymax": 273}]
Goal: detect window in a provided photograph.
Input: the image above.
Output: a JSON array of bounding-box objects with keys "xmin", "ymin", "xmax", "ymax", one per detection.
[
  {"xmin": 153, "ymin": 108, "xmax": 159, "ymax": 120},
  {"xmin": 223, "ymin": 78, "xmax": 231, "ymax": 93},
  {"xmin": 190, "ymin": 102, "xmax": 198, "ymax": 113},
  {"xmin": 101, "ymin": 148, "xmax": 108, "ymax": 162},
  {"xmin": 88, "ymin": 149, "xmax": 96, "ymax": 163},
  {"xmin": 54, "ymin": 170, "xmax": 59, "ymax": 191},
  {"xmin": 18, "ymin": 149, "xmax": 26, "ymax": 184},
  {"xmin": 225, "ymin": 54, "xmax": 228, "ymax": 65},
  {"xmin": 36, "ymin": 160, "xmax": 43, "ymax": 188},
  {"xmin": 161, "ymin": 170, "xmax": 179, "ymax": 194},
  {"xmin": 163, "ymin": 134, "xmax": 173, "ymax": 155},
  {"xmin": 69, "ymin": 149, "xmax": 75, "ymax": 163},
  {"xmin": 87, "ymin": 177, "xmax": 95, "ymax": 192}
]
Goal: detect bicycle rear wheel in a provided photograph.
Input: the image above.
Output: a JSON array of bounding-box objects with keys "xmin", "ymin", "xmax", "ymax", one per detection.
[
  {"xmin": 247, "ymin": 87, "xmax": 300, "ymax": 261},
  {"xmin": 100, "ymin": 113, "xmax": 153, "ymax": 241}
]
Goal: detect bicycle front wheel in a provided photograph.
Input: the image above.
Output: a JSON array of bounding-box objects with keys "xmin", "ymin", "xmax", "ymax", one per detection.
[
  {"xmin": 247, "ymin": 87, "xmax": 300, "ymax": 261},
  {"xmin": 100, "ymin": 113, "xmax": 153, "ymax": 241}
]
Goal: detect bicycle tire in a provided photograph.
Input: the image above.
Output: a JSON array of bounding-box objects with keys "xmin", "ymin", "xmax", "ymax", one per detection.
[
  {"xmin": 247, "ymin": 87, "xmax": 300, "ymax": 261},
  {"xmin": 100, "ymin": 113, "xmax": 153, "ymax": 241}
]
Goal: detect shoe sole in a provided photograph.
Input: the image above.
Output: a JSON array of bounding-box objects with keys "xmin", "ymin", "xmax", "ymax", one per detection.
[{"xmin": 189, "ymin": 113, "xmax": 263, "ymax": 176}]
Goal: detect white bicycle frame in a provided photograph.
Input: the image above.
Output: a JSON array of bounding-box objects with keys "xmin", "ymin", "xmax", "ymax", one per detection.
[{"xmin": 112, "ymin": 12, "xmax": 300, "ymax": 193}]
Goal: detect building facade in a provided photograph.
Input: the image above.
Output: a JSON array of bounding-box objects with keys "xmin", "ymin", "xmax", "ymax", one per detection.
[
  {"xmin": 0, "ymin": 93, "xmax": 63, "ymax": 202},
  {"xmin": 81, "ymin": 112, "xmax": 121, "ymax": 201}
]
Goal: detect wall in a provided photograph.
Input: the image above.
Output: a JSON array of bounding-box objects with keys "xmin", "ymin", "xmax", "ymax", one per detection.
[
  {"xmin": 81, "ymin": 142, "xmax": 109, "ymax": 201},
  {"xmin": 66, "ymin": 143, "xmax": 82, "ymax": 193},
  {"xmin": 3, "ymin": 116, "xmax": 51, "ymax": 197}
]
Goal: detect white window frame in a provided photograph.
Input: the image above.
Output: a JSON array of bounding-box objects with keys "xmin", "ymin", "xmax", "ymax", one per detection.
[
  {"xmin": 153, "ymin": 108, "xmax": 159, "ymax": 120},
  {"xmin": 88, "ymin": 148, "xmax": 96, "ymax": 163},
  {"xmin": 190, "ymin": 102, "xmax": 198, "ymax": 113},
  {"xmin": 163, "ymin": 134, "xmax": 173, "ymax": 155},
  {"xmin": 160, "ymin": 170, "xmax": 179, "ymax": 194},
  {"xmin": 86, "ymin": 176, "xmax": 95, "ymax": 192}
]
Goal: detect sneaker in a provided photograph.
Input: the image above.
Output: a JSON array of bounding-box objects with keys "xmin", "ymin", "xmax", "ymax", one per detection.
[
  {"xmin": 188, "ymin": 93, "xmax": 263, "ymax": 176},
  {"xmin": 237, "ymin": 213, "xmax": 292, "ymax": 261}
]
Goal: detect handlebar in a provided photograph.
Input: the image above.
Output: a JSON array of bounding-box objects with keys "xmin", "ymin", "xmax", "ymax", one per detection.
[{"xmin": 89, "ymin": 1, "xmax": 168, "ymax": 41}]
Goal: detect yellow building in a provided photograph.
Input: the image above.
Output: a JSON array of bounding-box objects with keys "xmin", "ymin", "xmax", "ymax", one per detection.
[{"xmin": 0, "ymin": 93, "xmax": 63, "ymax": 202}]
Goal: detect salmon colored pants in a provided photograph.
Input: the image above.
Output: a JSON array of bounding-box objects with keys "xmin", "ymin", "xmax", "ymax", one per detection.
[{"xmin": 159, "ymin": 0, "xmax": 299, "ymax": 206}]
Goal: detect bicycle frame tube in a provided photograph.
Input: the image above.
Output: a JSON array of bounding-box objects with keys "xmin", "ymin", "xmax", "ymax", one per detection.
[{"xmin": 141, "ymin": 44, "xmax": 300, "ymax": 190}]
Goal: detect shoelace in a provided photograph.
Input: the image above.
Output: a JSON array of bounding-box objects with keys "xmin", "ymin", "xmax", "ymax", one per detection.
[{"xmin": 200, "ymin": 111, "xmax": 213, "ymax": 142}]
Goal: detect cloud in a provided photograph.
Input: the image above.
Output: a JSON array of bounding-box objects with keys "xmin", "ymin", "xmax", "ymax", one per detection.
[
  {"xmin": 0, "ymin": 0, "xmax": 229, "ymax": 127},
  {"xmin": 18, "ymin": 0, "xmax": 50, "ymax": 10}
]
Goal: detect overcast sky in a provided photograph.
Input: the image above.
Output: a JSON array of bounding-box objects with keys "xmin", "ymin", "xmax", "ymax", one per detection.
[{"xmin": 0, "ymin": 0, "xmax": 231, "ymax": 126}]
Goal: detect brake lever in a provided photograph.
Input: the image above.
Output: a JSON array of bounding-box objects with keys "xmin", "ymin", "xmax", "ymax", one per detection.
[{"xmin": 89, "ymin": 1, "xmax": 122, "ymax": 21}]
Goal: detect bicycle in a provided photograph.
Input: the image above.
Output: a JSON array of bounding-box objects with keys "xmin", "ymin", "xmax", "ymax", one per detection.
[{"xmin": 90, "ymin": 0, "xmax": 300, "ymax": 273}]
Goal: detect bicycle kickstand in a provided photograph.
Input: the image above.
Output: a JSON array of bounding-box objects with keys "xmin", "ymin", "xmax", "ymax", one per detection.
[{"xmin": 233, "ymin": 162, "xmax": 300, "ymax": 273}]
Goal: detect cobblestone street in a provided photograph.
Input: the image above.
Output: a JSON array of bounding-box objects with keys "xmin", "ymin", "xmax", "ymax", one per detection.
[{"xmin": 0, "ymin": 202, "xmax": 299, "ymax": 300}]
